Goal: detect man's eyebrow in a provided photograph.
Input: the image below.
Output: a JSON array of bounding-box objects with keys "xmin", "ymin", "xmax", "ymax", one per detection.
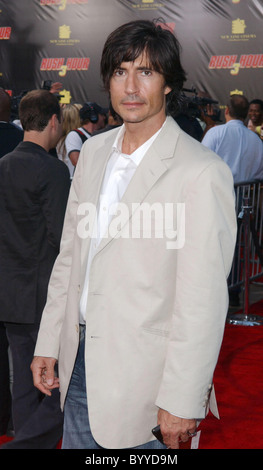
[
  {"xmin": 115, "ymin": 64, "xmax": 154, "ymax": 71},
  {"xmin": 137, "ymin": 65, "xmax": 154, "ymax": 71}
]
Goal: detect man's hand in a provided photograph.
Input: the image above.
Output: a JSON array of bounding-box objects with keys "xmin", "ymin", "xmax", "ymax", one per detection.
[
  {"xmin": 50, "ymin": 82, "xmax": 63, "ymax": 94},
  {"xmin": 31, "ymin": 356, "xmax": 59, "ymax": 396},
  {"xmin": 157, "ymin": 409, "xmax": 197, "ymax": 449}
]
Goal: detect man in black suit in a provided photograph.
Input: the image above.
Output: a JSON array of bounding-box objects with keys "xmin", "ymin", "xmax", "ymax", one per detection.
[
  {"xmin": 0, "ymin": 89, "xmax": 70, "ymax": 448},
  {"xmin": 0, "ymin": 87, "xmax": 23, "ymax": 437}
]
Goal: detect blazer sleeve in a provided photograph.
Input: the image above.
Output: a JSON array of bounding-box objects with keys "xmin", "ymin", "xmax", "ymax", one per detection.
[
  {"xmin": 34, "ymin": 151, "xmax": 84, "ymax": 359},
  {"xmin": 155, "ymin": 159, "xmax": 237, "ymax": 420}
]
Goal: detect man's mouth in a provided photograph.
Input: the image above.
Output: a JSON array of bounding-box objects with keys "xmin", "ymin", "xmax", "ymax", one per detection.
[{"xmin": 122, "ymin": 101, "xmax": 145, "ymax": 107}]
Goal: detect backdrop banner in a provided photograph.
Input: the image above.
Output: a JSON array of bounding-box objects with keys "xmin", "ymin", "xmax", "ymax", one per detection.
[{"xmin": 0, "ymin": 0, "xmax": 262, "ymax": 119}]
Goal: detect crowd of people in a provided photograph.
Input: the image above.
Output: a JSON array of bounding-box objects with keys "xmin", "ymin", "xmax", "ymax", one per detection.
[{"xmin": 0, "ymin": 18, "xmax": 261, "ymax": 450}]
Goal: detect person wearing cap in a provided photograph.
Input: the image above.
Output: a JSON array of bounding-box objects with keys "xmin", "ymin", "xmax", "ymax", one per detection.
[{"xmin": 65, "ymin": 101, "xmax": 108, "ymax": 167}]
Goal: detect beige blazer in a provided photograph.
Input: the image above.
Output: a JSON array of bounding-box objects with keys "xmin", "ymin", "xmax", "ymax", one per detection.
[{"xmin": 35, "ymin": 117, "xmax": 237, "ymax": 449}]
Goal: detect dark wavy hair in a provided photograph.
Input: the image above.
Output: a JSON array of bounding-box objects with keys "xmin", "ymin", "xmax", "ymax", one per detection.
[
  {"xmin": 19, "ymin": 89, "xmax": 61, "ymax": 131},
  {"xmin": 100, "ymin": 19, "xmax": 186, "ymax": 116}
]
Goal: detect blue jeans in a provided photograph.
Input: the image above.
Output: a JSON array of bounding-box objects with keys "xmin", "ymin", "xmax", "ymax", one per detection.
[{"xmin": 61, "ymin": 326, "xmax": 166, "ymax": 450}]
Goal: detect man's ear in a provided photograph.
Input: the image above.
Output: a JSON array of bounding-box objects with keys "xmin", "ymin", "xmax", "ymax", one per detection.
[
  {"xmin": 50, "ymin": 113, "xmax": 58, "ymax": 130},
  {"xmin": 164, "ymin": 85, "xmax": 172, "ymax": 96}
]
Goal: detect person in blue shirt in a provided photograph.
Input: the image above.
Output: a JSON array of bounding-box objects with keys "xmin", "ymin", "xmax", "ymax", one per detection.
[{"xmin": 202, "ymin": 94, "xmax": 263, "ymax": 184}]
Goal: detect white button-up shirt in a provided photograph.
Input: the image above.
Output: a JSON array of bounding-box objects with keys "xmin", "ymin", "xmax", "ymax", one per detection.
[{"xmin": 79, "ymin": 122, "xmax": 165, "ymax": 324}]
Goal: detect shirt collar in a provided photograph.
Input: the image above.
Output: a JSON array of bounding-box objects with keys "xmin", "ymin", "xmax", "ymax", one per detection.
[
  {"xmin": 112, "ymin": 119, "xmax": 167, "ymax": 167},
  {"xmin": 226, "ymin": 119, "xmax": 245, "ymax": 126}
]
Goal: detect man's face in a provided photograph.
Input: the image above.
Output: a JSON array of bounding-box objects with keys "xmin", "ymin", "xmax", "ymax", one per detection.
[
  {"xmin": 109, "ymin": 52, "xmax": 171, "ymax": 126},
  {"xmin": 248, "ymin": 104, "xmax": 263, "ymax": 125}
]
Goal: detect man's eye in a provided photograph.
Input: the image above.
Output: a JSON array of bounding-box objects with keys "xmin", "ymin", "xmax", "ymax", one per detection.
[
  {"xmin": 142, "ymin": 70, "xmax": 152, "ymax": 76},
  {"xmin": 114, "ymin": 69, "xmax": 124, "ymax": 76}
]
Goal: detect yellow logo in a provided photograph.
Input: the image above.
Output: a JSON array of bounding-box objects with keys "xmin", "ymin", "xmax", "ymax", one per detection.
[
  {"xmin": 221, "ymin": 18, "xmax": 256, "ymax": 42},
  {"xmin": 59, "ymin": 89, "xmax": 72, "ymax": 104},
  {"xmin": 59, "ymin": 25, "xmax": 71, "ymax": 39},
  {"xmin": 50, "ymin": 25, "xmax": 80, "ymax": 47},
  {"xmin": 58, "ymin": 0, "xmax": 67, "ymax": 10},
  {"xmin": 230, "ymin": 89, "xmax": 243, "ymax": 95},
  {"xmin": 232, "ymin": 19, "xmax": 246, "ymax": 34}
]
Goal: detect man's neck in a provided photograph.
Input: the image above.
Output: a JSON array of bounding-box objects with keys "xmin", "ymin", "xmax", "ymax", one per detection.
[
  {"xmin": 23, "ymin": 131, "xmax": 49, "ymax": 152},
  {"xmin": 122, "ymin": 116, "xmax": 166, "ymax": 155}
]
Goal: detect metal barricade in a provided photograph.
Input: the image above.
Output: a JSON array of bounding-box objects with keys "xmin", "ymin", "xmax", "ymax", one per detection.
[{"xmin": 227, "ymin": 180, "xmax": 263, "ymax": 326}]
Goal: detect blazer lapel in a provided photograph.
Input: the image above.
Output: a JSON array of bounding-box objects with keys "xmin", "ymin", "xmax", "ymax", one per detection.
[
  {"xmin": 80, "ymin": 132, "xmax": 117, "ymax": 271},
  {"xmin": 95, "ymin": 116, "xmax": 180, "ymax": 254}
]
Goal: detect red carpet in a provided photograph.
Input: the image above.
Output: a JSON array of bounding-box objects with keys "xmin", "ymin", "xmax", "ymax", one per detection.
[
  {"xmin": 1, "ymin": 301, "xmax": 263, "ymax": 450},
  {"xmin": 199, "ymin": 301, "xmax": 263, "ymax": 449}
]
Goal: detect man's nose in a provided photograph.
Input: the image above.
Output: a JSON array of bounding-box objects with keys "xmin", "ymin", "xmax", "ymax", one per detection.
[{"xmin": 124, "ymin": 72, "xmax": 139, "ymax": 95}]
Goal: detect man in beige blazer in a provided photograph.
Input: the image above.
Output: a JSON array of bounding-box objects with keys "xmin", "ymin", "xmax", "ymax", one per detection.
[{"xmin": 31, "ymin": 20, "xmax": 237, "ymax": 449}]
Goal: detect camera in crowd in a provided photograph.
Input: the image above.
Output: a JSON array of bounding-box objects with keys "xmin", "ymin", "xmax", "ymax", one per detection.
[
  {"xmin": 41, "ymin": 80, "xmax": 53, "ymax": 91},
  {"xmin": 180, "ymin": 86, "xmax": 221, "ymax": 123}
]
